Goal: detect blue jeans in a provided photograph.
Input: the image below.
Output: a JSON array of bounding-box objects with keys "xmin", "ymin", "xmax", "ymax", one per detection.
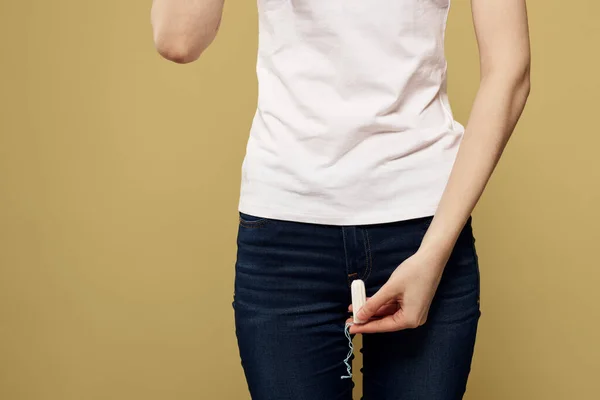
[{"xmin": 233, "ymin": 212, "xmax": 481, "ymax": 400}]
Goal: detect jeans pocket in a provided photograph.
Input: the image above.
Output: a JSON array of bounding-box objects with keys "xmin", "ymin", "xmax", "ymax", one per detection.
[{"xmin": 239, "ymin": 212, "xmax": 273, "ymax": 228}]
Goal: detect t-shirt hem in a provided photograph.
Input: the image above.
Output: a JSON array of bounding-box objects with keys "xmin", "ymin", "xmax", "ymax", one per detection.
[{"xmin": 238, "ymin": 200, "xmax": 439, "ymax": 226}]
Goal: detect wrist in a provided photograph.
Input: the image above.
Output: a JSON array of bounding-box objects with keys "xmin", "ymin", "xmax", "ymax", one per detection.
[
  {"xmin": 419, "ymin": 234, "xmax": 454, "ymax": 257},
  {"xmin": 418, "ymin": 233, "xmax": 456, "ymax": 273},
  {"xmin": 413, "ymin": 247, "xmax": 448, "ymax": 284}
]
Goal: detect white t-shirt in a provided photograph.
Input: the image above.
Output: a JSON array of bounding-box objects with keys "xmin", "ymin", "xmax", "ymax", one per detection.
[{"xmin": 238, "ymin": 0, "xmax": 464, "ymax": 225}]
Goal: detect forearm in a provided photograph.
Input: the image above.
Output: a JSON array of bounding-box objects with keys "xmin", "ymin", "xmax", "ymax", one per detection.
[
  {"xmin": 151, "ymin": 0, "xmax": 224, "ymax": 63},
  {"xmin": 420, "ymin": 69, "xmax": 530, "ymax": 263}
]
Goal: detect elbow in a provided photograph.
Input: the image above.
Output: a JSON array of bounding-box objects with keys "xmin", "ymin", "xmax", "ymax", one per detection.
[
  {"xmin": 483, "ymin": 59, "xmax": 532, "ymax": 98},
  {"xmin": 523, "ymin": 65, "xmax": 531, "ymax": 99},
  {"xmin": 150, "ymin": 2, "xmax": 222, "ymax": 64},
  {"xmin": 510, "ymin": 61, "xmax": 532, "ymax": 113},
  {"xmin": 517, "ymin": 64, "xmax": 531, "ymax": 108},
  {"xmin": 518, "ymin": 59, "xmax": 531, "ymax": 98},
  {"xmin": 153, "ymin": 35, "xmax": 209, "ymax": 64},
  {"xmin": 152, "ymin": 20, "xmax": 220, "ymax": 64},
  {"xmin": 156, "ymin": 44, "xmax": 200, "ymax": 64}
]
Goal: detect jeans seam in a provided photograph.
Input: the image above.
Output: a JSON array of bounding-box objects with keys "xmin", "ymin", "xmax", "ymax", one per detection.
[
  {"xmin": 361, "ymin": 228, "xmax": 373, "ymax": 282},
  {"xmin": 342, "ymin": 227, "xmax": 356, "ymax": 287},
  {"xmin": 342, "ymin": 227, "xmax": 348, "ymax": 276}
]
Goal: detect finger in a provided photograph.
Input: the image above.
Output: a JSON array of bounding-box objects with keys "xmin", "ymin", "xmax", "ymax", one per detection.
[
  {"xmin": 370, "ymin": 303, "xmax": 398, "ymax": 317},
  {"xmin": 349, "ymin": 302, "xmax": 398, "ymax": 318},
  {"xmin": 349, "ymin": 297, "xmax": 398, "ymax": 312},
  {"xmin": 348, "ymin": 296, "xmax": 373, "ymax": 311},
  {"xmin": 355, "ymin": 285, "xmax": 397, "ymax": 322},
  {"xmin": 346, "ymin": 315, "xmax": 386, "ymax": 327},
  {"xmin": 350, "ymin": 313, "xmax": 410, "ymax": 334}
]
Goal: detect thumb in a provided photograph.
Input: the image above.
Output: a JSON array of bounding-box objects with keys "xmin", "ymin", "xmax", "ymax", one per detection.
[{"xmin": 355, "ymin": 284, "xmax": 396, "ymax": 322}]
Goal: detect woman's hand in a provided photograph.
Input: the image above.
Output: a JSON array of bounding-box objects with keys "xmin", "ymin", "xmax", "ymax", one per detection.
[{"xmin": 347, "ymin": 249, "xmax": 448, "ymax": 334}]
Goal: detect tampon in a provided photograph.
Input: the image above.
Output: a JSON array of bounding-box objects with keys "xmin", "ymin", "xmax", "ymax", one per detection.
[{"xmin": 351, "ymin": 279, "xmax": 366, "ymax": 324}]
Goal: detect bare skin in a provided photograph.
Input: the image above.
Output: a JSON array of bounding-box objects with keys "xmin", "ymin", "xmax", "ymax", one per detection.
[{"xmin": 151, "ymin": 0, "xmax": 224, "ymax": 63}]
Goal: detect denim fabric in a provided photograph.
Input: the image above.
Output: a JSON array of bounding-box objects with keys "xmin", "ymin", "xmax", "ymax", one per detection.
[{"xmin": 233, "ymin": 212, "xmax": 480, "ymax": 400}]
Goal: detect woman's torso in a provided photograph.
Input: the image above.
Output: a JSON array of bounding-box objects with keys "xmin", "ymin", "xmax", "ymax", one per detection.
[{"xmin": 239, "ymin": 0, "xmax": 464, "ymax": 225}]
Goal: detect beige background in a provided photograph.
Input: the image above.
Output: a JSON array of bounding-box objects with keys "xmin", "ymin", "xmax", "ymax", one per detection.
[{"xmin": 1, "ymin": 1, "xmax": 598, "ymax": 399}]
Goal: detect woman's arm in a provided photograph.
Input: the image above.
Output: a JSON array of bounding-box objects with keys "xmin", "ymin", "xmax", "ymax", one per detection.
[
  {"xmin": 351, "ymin": 0, "xmax": 531, "ymax": 334},
  {"xmin": 151, "ymin": 0, "xmax": 225, "ymax": 64},
  {"xmin": 421, "ymin": 0, "xmax": 531, "ymax": 256}
]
